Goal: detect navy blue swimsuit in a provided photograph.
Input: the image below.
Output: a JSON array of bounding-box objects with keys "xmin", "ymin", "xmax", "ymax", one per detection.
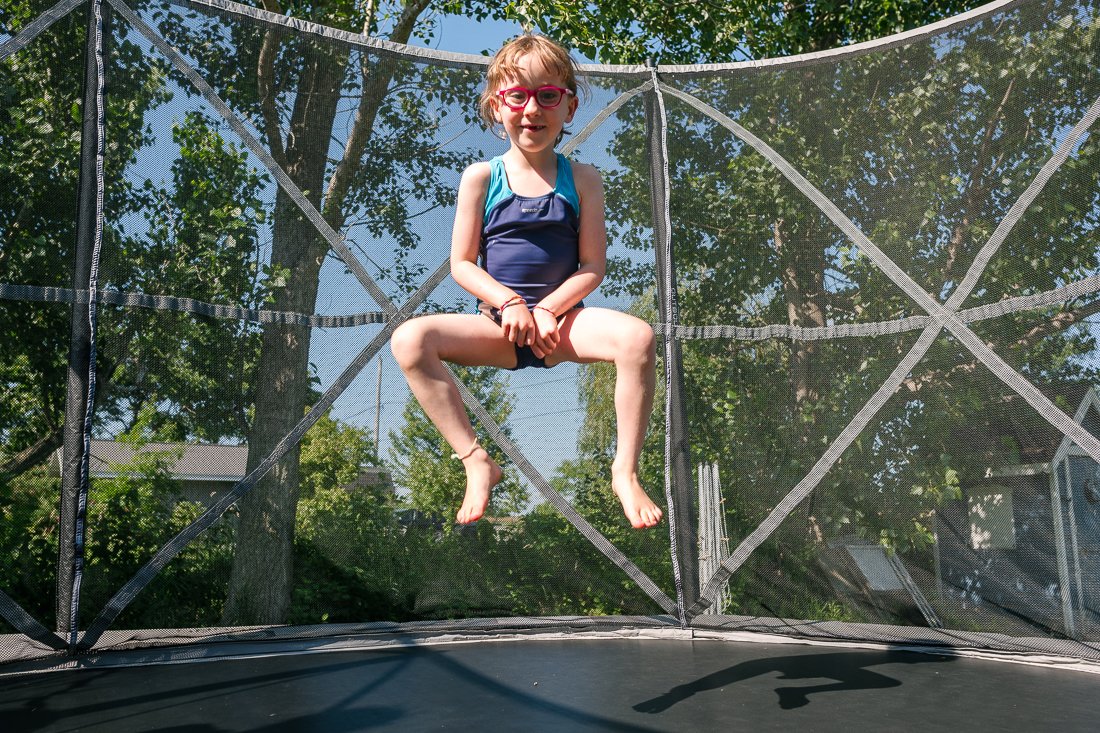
[{"xmin": 479, "ymin": 153, "xmax": 581, "ymax": 369}]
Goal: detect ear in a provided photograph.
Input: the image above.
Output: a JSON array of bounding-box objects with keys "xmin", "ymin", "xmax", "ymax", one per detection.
[{"xmin": 565, "ymin": 95, "xmax": 578, "ymax": 123}]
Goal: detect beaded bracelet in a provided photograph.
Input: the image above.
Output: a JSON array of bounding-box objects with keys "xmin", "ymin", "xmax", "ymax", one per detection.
[{"xmin": 499, "ymin": 295, "xmax": 524, "ymax": 311}]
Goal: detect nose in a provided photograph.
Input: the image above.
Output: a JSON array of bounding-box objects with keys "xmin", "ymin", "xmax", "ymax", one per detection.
[{"xmin": 523, "ymin": 94, "xmax": 541, "ymax": 114}]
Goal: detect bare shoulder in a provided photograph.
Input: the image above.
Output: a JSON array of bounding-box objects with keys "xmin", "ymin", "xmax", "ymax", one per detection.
[
  {"xmin": 460, "ymin": 161, "xmax": 492, "ymax": 188},
  {"xmin": 456, "ymin": 161, "xmax": 492, "ymax": 206},
  {"xmin": 570, "ymin": 160, "xmax": 603, "ymax": 186},
  {"xmin": 569, "ymin": 160, "xmax": 604, "ymax": 198}
]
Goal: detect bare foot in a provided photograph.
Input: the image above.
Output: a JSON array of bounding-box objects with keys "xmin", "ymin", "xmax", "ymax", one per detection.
[
  {"xmin": 611, "ymin": 469, "xmax": 662, "ymax": 529},
  {"xmin": 456, "ymin": 446, "xmax": 502, "ymax": 524}
]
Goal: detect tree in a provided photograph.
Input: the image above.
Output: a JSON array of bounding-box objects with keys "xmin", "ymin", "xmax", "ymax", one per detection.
[
  {"xmin": 1, "ymin": 2, "xmax": 286, "ymax": 629},
  {"xmin": 14, "ymin": 0, "xmax": 1091, "ymax": 631}
]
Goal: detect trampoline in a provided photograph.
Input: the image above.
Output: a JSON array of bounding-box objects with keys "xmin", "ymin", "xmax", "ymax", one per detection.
[
  {"xmin": 3, "ymin": 624, "xmax": 1099, "ymax": 732},
  {"xmin": 2, "ymin": 0, "xmax": 1100, "ymax": 729}
]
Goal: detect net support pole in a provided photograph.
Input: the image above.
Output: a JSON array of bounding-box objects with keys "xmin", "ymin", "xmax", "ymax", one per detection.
[
  {"xmin": 56, "ymin": 0, "xmax": 107, "ymax": 639},
  {"xmin": 646, "ymin": 65, "xmax": 698, "ymax": 620}
]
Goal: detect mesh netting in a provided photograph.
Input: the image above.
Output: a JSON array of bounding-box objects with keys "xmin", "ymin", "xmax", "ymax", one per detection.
[{"xmin": 2, "ymin": 0, "xmax": 1099, "ymax": 665}]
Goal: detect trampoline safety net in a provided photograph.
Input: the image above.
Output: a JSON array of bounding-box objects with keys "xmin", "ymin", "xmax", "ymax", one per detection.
[{"xmin": 1, "ymin": 0, "xmax": 1099, "ymax": 665}]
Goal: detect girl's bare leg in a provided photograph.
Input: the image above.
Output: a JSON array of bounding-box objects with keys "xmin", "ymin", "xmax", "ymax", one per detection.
[
  {"xmin": 550, "ymin": 308, "xmax": 662, "ymax": 528},
  {"xmin": 390, "ymin": 314, "xmax": 517, "ymax": 524}
]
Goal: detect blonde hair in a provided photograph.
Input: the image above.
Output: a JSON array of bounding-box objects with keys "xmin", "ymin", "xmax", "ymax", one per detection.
[{"xmin": 478, "ymin": 34, "xmax": 586, "ymax": 135}]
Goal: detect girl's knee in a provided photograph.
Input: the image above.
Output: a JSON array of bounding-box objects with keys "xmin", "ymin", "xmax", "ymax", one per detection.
[
  {"xmin": 390, "ymin": 320, "xmax": 431, "ymax": 367},
  {"xmin": 621, "ymin": 320, "xmax": 656, "ymax": 364}
]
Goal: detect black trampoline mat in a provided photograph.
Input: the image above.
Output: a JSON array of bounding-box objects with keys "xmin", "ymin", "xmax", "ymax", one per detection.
[{"xmin": 1, "ymin": 638, "xmax": 1096, "ymax": 732}]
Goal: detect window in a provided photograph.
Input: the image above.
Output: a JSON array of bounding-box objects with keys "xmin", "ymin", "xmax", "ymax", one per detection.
[{"xmin": 968, "ymin": 485, "xmax": 1016, "ymax": 550}]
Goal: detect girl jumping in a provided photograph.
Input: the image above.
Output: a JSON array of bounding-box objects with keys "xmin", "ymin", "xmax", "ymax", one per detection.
[{"xmin": 390, "ymin": 34, "xmax": 662, "ymax": 529}]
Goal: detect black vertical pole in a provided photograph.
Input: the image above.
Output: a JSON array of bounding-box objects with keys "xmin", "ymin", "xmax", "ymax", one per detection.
[
  {"xmin": 645, "ymin": 66, "xmax": 699, "ymax": 620},
  {"xmin": 57, "ymin": 0, "xmax": 107, "ymax": 640}
]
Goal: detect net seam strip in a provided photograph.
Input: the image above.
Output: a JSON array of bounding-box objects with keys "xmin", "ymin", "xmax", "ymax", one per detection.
[
  {"xmin": 689, "ymin": 324, "xmax": 943, "ymax": 616},
  {"xmin": 656, "ymin": 0, "xmax": 1031, "ymax": 74},
  {"xmin": 0, "ymin": 589, "xmax": 66, "ymax": 651},
  {"xmin": 173, "ymin": 0, "xmax": 1029, "ymax": 76},
  {"xmin": 944, "ymin": 320, "xmax": 1100, "ymax": 464},
  {"xmin": 175, "ymin": 0, "xmax": 503, "ymax": 70},
  {"xmin": 946, "ymin": 93, "xmax": 1100, "ymax": 309},
  {"xmin": 649, "ymin": 66, "xmax": 688, "ymax": 623},
  {"xmin": 4, "ymin": 273, "xmax": 1097, "ymax": 338},
  {"xmin": 656, "ymin": 274, "xmax": 1100, "ymax": 340},
  {"xmin": 560, "ymin": 80, "xmax": 653, "ymax": 156},
  {"xmin": 0, "ymin": 284, "xmax": 388, "ymax": 327}
]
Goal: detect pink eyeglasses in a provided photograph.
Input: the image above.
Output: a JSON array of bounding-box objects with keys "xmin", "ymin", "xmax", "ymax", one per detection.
[{"xmin": 497, "ymin": 85, "xmax": 574, "ymax": 110}]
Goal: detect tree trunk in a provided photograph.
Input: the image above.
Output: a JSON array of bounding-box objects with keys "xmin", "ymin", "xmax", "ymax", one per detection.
[
  {"xmin": 774, "ymin": 214, "xmax": 828, "ymax": 544},
  {"xmin": 774, "ymin": 217, "xmax": 826, "ymax": 410},
  {"xmin": 222, "ymin": 46, "xmax": 344, "ymax": 625}
]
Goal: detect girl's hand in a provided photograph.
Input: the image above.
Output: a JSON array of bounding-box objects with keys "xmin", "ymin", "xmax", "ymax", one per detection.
[
  {"xmin": 531, "ymin": 307, "xmax": 560, "ymax": 358},
  {"xmin": 500, "ymin": 303, "xmax": 535, "ymax": 346}
]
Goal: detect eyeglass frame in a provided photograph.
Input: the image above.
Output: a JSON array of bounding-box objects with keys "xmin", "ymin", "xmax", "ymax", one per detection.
[{"xmin": 496, "ymin": 85, "xmax": 574, "ymax": 111}]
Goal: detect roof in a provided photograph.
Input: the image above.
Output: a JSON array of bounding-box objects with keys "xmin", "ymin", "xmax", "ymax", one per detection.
[
  {"xmin": 52, "ymin": 440, "xmax": 248, "ymax": 482},
  {"xmin": 52, "ymin": 440, "xmax": 391, "ymax": 486}
]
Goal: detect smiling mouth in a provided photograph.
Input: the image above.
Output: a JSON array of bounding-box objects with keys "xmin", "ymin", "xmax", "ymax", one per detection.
[{"xmin": 522, "ymin": 124, "xmax": 546, "ymax": 131}]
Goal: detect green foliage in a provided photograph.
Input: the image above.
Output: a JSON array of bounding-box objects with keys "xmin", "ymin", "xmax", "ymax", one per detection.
[
  {"xmin": 299, "ymin": 413, "xmax": 380, "ymax": 497},
  {"xmin": 291, "ymin": 483, "xmax": 407, "ymax": 623},
  {"xmin": 0, "ymin": 467, "xmax": 60, "ymax": 621},
  {"xmin": 0, "ymin": 3, "xmax": 170, "ymax": 472},
  {"xmin": 290, "ymin": 413, "xmax": 411, "ymax": 622},
  {"xmin": 459, "ymin": 0, "xmax": 979, "ymax": 63}
]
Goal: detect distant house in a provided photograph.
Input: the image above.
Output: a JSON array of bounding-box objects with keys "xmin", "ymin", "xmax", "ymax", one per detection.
[
  {"xmin": 935, "ymin": 386, "xmax": 1100, "ymax": 639},
  {"xmin": 51, "ymin": 440, "xmax": 390, "ymax": 505}
]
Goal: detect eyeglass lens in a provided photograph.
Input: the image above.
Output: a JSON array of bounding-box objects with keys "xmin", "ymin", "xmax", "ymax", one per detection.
[{"xmin": 502, "ymin": 87, "xmax": 564, "ymax": 108}]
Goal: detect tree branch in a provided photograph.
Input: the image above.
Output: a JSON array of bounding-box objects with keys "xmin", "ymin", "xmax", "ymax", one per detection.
[
  {"xmin": 1012, "ymin": 299, "xmax": 1100, "ymax": 352},
  {"xmin": 945, "ymin": 76, "xmax": 1015, "ymax": 283},
  {"xmin": 322, "ymin": 0, "xmax": 432, "ymax": 228},
  {"xmin": 392, "ymin": 0, "xmax": 433, "ymax": 45},
  {"xmin": 361, "ymin": 0, "xmax": 377, "ymax": 36},
  {"xmin": 257, "ymin": 0, "xmax": 286, "ymax": 168},
  {"xmin": 0, "ymin": 426, "xmax": 64, "ymax": 485},
  {"xmin": 900, "ymin": 299, "xmax": 1100, "ymax": 395}
]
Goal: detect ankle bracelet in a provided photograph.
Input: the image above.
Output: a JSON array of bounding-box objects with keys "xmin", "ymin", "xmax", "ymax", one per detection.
[{"xmin": 454, "ymin": 442, "xmax": 480, "ymax": 461}]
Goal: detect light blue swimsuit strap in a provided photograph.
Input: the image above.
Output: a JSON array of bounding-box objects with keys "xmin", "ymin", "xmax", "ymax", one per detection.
[
  {"xmin": 483, "ymin": 154, "xmax": 580, "ymax": 220},
  {"xmin": 553, "ymin": 152, "xmax": 580, "ymax": 217},
  {"xmin": 483, "ymin": 156, "xmax": 512, "ymax": 220}
]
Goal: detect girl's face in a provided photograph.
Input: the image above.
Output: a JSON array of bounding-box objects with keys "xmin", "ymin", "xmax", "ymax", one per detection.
[{"xmin": 494, "ymin": 53, "xmax": 578, "ymax": 154}]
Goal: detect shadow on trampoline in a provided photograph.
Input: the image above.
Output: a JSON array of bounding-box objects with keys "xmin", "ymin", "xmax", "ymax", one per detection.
[
  {"xmin": 633, "ymin": 648, "xmax": 954, "ymax": 712},
  {"xmin": 2, "ymin": 654, "xmax": 411, "ymax": 733}
]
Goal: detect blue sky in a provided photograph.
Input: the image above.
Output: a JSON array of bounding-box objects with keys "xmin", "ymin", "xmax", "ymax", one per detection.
[
  {"xmin": 421, "ymin": 13, "xmax": 525, "ymax": 56},
  {"xmin": 407, "ymin": 12, "xmax": 600, "ymax": 62}
]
